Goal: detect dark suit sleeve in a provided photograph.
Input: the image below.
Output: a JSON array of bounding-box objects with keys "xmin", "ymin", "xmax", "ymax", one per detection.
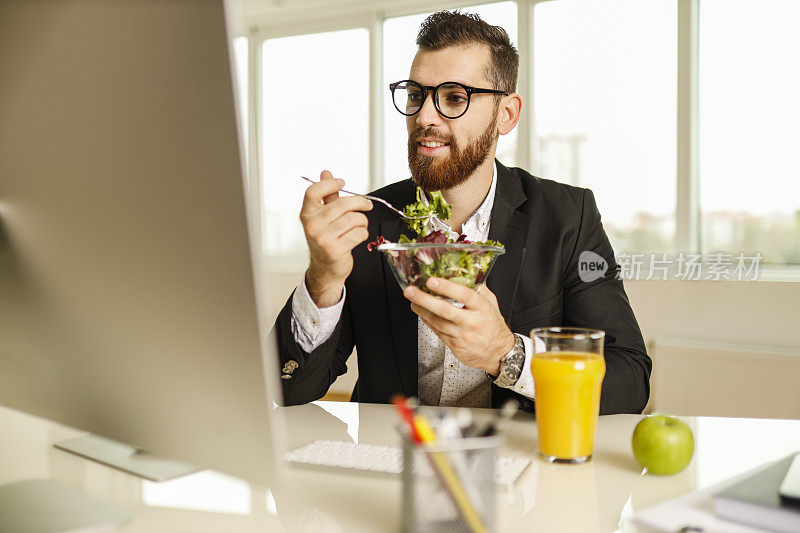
[
  {"xmin": 562, "ymin": 189, "xmax": 651, "ymax": 414},
  {"xmin": 269, "ymin": 289, "xmax": 355, "ymax": 406}
]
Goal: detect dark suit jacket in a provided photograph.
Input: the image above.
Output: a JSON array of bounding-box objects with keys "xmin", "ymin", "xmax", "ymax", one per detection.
[{"xmin": 271, "ymin": 161, "xmax": 651, "ymax": 414}]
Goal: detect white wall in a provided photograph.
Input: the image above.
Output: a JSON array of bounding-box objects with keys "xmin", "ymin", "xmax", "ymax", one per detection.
[
  {"xmin": 625, "ymin": 280, "xmax": 800, "ymax": 348},
  {"xmin": 625, "ymin": 280, "xmax": 800, "ymax": 418}
]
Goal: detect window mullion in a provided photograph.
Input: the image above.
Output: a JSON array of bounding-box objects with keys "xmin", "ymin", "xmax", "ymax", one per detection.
[
  {"xmin": 248, "ymin": 26, "xmax": 264, "ymax": 258},
  {"xmin": 516, "ymin": 0, "xmax": 532, "ymax": 171},
  {"xmin": 676, "ymin": 0, "xmax": 700, "ymax": 254},
  {"xmin": 369, "ymin": 11, "xmax": 385, "ymax": 192},
  {"xmin": 528, "ymin": 0, "xmax": 550, "ymax": 175}
]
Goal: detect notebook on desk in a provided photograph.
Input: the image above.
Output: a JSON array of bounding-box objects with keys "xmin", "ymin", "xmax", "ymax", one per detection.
[
  {"xmin": 713, "ymin": 453, "xmax": 800, "ymax": 533},
  {"xmin": 632, "ymin": 454, "xmax": 800, "ymax": 533}
]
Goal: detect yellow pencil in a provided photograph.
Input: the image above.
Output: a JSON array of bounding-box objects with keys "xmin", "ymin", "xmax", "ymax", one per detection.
[{"xmin": 412, "ymin": 415, "xmax": 488, "ymax": 533}]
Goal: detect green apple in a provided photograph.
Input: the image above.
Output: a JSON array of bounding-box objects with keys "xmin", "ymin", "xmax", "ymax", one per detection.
[{"xmin": 631, "ymin": 415, "xmax": 694, "ymax": 475}]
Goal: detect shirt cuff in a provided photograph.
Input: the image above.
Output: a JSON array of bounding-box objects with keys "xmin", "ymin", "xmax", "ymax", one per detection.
[
  {"xmin": 290, "ymin": 277, "xmax": 346, "ymax": 353},
  {"xmin": 506, "ymin": 334, "xmax": 535, "ymax": 401}
]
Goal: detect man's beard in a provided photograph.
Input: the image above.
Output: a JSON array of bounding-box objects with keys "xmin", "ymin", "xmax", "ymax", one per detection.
[{"xmin": 407, "ymin": 110, "xmax": 498, "ymax": 192}]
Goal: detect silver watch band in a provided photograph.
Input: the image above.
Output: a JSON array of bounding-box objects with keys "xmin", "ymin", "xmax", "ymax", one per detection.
[{"xmin": 492, "ymin": 333, "xmax": 525, "ymax": 388}]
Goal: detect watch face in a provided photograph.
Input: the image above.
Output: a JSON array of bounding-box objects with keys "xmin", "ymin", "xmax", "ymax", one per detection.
[{"xmin": 497, "ymin": 336, "xmax": 525, "ymax": 386}]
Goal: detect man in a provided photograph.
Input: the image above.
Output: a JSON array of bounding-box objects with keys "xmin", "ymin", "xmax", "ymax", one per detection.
[{"xmin": 271, "ymin": 11, "xmax": 651, "ymax": 414}]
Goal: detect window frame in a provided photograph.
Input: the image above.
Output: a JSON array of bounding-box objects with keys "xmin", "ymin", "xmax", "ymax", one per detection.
[{"xmin": 238, "ymin": 0, "xmax": 798, "ymax": 280}]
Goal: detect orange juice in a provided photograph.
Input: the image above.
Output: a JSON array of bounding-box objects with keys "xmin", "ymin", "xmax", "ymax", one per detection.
[{"xmin": 532, "ymin": 352, "xmax": 605, "ymax": 461}]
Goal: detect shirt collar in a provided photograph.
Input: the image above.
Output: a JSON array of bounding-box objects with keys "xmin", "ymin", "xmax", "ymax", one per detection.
[{"xmin": 468, "ymin": 161, "xmax": 498, "ymax": 229}]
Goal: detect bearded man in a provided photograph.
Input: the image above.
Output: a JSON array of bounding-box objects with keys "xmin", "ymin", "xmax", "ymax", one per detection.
[{"xmin": 270, "ymin": 11, "xmax": 651, "ymax": 414}]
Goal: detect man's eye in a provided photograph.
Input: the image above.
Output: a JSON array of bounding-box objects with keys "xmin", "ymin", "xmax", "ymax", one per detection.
[
  {"xmin": 446, "ymin": 93, "xmax": 467, "ymax": 104},
  {"xmin": 408, "ymin": 92, "xmax": 423, "ymax": 103}
]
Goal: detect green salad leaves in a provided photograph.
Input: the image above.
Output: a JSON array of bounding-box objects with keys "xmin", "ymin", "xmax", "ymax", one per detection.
[
  {"xmin": 399, "ymin": 187, "xmax": 502, "ymax": 246},
  {"xmin": 368, "ymin": 186, "xmax": 505, "ymax": 292},
  {"xmin": 403, "ymin": 188, "xmax": 452, "ymax": 237}
]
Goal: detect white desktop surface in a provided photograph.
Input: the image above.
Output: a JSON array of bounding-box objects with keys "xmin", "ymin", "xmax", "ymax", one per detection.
[{"xmin": 1, "ymin": 401, "xmax": 799, "ymax": 532}]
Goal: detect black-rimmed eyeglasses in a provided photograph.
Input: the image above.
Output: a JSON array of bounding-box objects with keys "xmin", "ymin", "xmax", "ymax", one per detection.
[{"xmin": 389, "ymin": 80, "xmax": 509, "ymax": 119}]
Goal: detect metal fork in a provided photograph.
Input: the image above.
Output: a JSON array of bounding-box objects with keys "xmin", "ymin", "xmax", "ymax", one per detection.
[{"xmin": 300, "ymin": 176, "xmax": 431, "ymax": 221}]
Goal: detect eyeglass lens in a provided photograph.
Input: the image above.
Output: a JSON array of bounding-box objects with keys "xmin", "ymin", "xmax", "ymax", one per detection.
[{"xmin": 392, "ymin": 81, "xmax": 470, "ymax": 119}]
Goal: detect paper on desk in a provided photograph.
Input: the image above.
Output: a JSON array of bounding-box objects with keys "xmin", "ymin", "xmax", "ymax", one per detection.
[{"xmin": 631, "ymin": 488, "xmax": 769, "ymax": 533}]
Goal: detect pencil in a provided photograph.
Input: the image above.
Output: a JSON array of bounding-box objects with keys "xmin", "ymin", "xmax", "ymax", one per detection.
[{"xmin": 413, "ymin": 415, "xmax": 488, "ymax": 533}]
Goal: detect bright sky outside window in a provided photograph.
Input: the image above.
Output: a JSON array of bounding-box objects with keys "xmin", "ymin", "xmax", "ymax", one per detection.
[
  {"xmin": 261, "ymin": 29, "xmax": 369, "ymax": 257},
  {"xmin": 699, "ymin": 0, "xmax": 800, "ymax": 266},
  {"xmin": 533, "ymin": 0, "xmax": 677, "ymax": 256}
]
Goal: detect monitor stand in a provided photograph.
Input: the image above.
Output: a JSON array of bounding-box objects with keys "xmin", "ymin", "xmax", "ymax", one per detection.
[{"xmin": 54, "ymin": 434, "xmax": 200, "ymax": 481}]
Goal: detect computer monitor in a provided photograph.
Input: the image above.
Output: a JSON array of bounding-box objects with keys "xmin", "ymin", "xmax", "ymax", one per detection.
[{"xmin": 0, "ymin": 0, "xmax": 285, "ymax": 487}]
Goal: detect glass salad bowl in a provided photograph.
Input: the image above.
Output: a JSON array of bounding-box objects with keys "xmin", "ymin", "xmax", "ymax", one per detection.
[{"xmin": 377, "ymin": 242, "xmax": 505, "ymax": 294}]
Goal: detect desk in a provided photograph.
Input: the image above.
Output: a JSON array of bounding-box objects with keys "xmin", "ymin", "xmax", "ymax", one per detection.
[{"xmin": 2, "ymin": 401, "xmax": 799, "ymax": 532}]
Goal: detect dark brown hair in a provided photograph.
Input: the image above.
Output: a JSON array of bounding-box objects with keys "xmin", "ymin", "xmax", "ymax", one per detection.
[{"xmin": 416, "ymin": 10, "xmax": 519, "ymax": 93}]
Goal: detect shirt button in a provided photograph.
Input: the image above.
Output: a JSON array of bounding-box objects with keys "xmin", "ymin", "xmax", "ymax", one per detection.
[
  {"xmin": 449, "ymin": 363, "xmax": 456, "ymax": 369},
  {"xmin": 311, "ymin": 319, "xmax": 318, "ymax": 326}
]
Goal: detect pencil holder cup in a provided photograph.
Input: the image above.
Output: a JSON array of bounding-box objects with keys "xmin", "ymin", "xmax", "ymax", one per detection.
[{"xmin": 400, "ymin": 427, "xmax": 498, "ymax": 533}]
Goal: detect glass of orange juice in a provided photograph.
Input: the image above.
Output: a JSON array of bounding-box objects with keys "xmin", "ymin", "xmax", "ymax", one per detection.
[{"xmin": 531, "ymin": 327, "xmax": 605, "ymax": 463}]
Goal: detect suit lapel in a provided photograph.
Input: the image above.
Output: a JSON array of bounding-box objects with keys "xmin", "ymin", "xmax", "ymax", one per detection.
[
  {"xmin": 379, "ymin": 217, "xmax": 418, "ymax": 397},
  {"xmin": 486, "ymin": 162, "xmax": 533, "ymax": 409},
  {"xmin": 486, "ymin": 161, "xmax": 532, "ymax": 322}
]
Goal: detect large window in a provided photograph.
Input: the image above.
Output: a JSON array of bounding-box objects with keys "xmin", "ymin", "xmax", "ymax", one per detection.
[
  {"xmin": 699, "ymin": 0, "xmax": 800, "ymax": 266},
  {"xmin": 261, "ymin": 29, "xmax": 369, "ymax": 257},
  {"xmin": 532, "ymin": 0, "xmax": 677, "ymax": 255},
  {"xmin": 245, "ymin": 0, "xmax": 800, "ymax": 278}
]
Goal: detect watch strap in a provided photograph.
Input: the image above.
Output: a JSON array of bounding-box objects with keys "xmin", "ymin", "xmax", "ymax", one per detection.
[{"xmin": 492, "ymin": 333, "xmax": 525, "ymax": 388}]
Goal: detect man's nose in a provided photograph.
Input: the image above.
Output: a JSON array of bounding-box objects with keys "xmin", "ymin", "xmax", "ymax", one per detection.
[{"xmin": 415, "ymin": 90, "xmax": 442, "ymax": 129}]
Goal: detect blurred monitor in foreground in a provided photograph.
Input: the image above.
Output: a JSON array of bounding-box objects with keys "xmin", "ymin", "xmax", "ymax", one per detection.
[{"xmin": 0, "ymin": 0, "xmax": 285, "ymax": 486}]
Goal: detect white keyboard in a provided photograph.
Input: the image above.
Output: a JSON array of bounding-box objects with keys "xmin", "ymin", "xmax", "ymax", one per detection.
[{"xmin": 285, "ymin": 439, "xmax": 531, "ymax": 486}]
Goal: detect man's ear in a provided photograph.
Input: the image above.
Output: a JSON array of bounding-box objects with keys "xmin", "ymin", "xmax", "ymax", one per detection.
[{"xmin": 497, "ymin": 93, "xmax": 522, "ymax": 135}]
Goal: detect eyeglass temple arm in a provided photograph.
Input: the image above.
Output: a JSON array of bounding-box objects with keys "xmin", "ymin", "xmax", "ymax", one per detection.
[{"xmin": 468, "ymin": 88, "xmax": 510, "ymax": 96}]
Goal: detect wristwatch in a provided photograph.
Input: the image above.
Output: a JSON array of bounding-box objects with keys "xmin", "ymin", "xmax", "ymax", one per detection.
[{"xmin": 491, "ymin": 333, "xmax": 525, "ymax": 388}]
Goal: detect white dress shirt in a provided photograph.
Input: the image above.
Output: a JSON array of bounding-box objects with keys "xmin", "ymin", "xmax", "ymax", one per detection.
[{"xmin": 290, "ymin": 162, "xmax": 535, "ymax": 407}]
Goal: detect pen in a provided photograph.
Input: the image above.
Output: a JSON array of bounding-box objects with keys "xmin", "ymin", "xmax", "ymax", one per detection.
[{"xmin": 391, "ymin": 395, "xmax": 421, "ymax": 443}]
